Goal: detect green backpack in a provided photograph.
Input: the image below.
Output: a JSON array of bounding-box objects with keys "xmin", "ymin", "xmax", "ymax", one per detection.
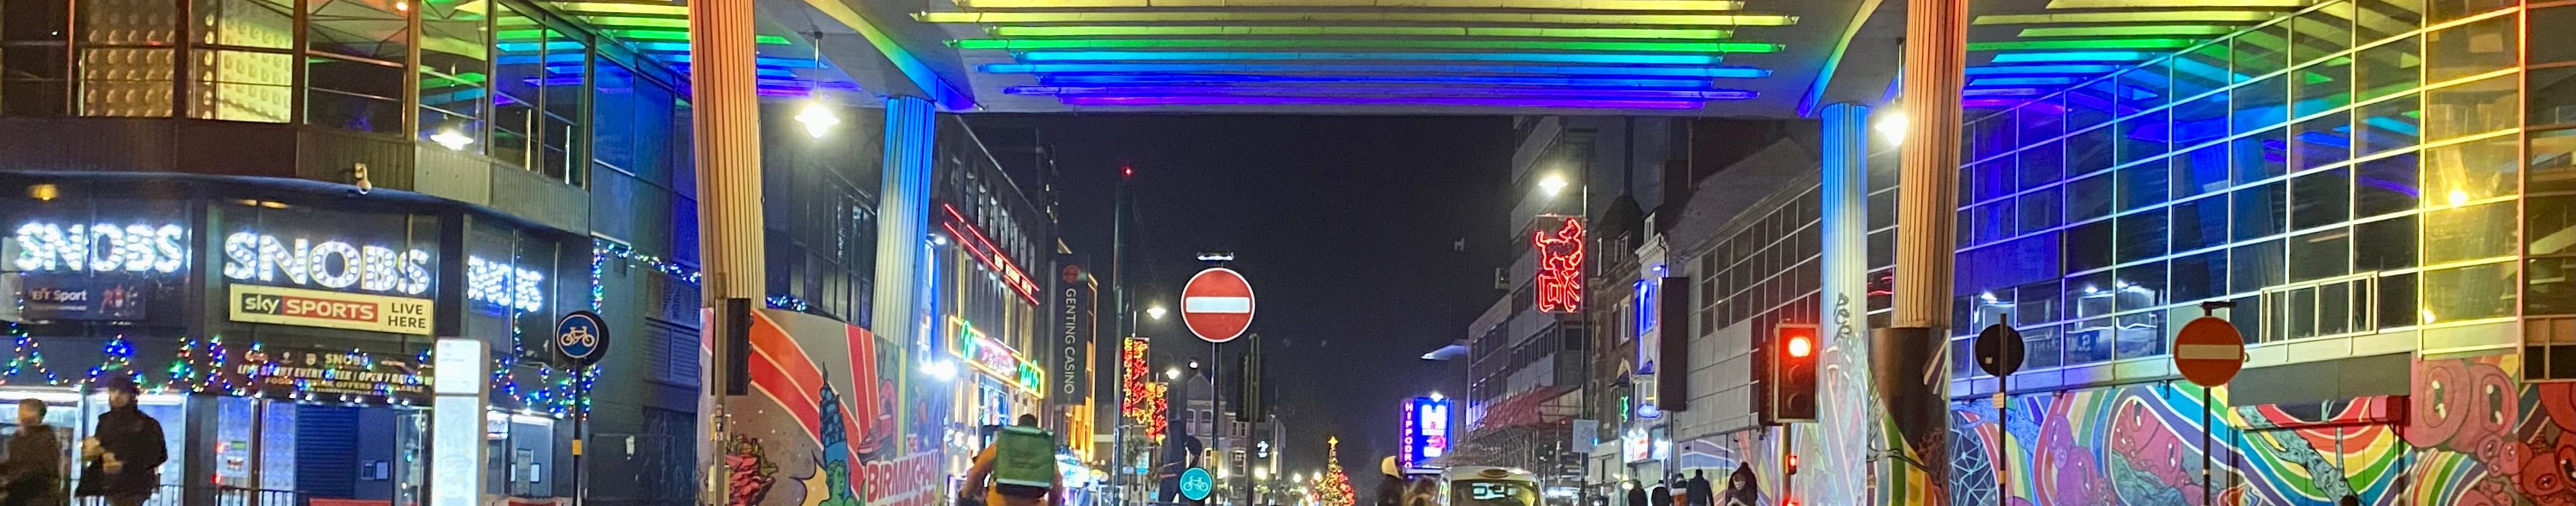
[{"xmin": 991, "ymin": 426, "xmax": 1059, "ymax": 496}]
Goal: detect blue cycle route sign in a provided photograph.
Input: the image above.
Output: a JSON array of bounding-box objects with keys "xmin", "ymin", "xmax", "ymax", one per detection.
[
  {"xmin": 1178, "ymin": 467, "xmax": 1213, "ymax": 501},
  {"xmin": 555, "ymin": 310, "xmax": 611, "ymax": 366}
]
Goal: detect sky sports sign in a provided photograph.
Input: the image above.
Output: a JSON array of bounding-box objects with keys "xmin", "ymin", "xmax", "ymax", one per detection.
[{"xmin": 230, "ymin": 283, "xmax": 434, "ymax": 335}]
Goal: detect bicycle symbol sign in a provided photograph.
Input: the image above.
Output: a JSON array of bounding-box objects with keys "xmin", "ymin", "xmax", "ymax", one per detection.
[{"xmin": 554, "ymin": 311, "xmax": 611, "ymax": 366}]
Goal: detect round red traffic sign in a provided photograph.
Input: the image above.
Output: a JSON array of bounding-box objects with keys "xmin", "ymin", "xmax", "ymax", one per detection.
[
  {"xmin": 1180, "ymin": 268, "xmax": 1255, "ymax": 343},
  {"xmin": 2171, "ymin": 316, "xmax": 2245, "ymax": 387}
]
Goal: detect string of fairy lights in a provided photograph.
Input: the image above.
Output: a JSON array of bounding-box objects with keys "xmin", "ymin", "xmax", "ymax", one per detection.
[{"xmin": 0, "ymin": 239, "xmax": 827, "ymax": 418}]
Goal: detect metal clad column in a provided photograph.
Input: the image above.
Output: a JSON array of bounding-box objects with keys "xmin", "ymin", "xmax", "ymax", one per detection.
[
  {"xmin": 1876, "ymin": 0, "xmax": 1968, "ymax": 501},
  {"xmin": 871, "ymin": 95, "xmax": 938, "ymax": 432},
  {"xmin": 689, "ymin": 0, "xmax": 763, "ymax": 503},
  {"xmin": 1807, "ymin": 103, "xmax": 1873, "ymax": 506}
]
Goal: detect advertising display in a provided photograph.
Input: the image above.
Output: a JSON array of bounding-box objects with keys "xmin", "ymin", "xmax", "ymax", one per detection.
[
  {"xmin": 228, "ymin": 283, "xmax": 435, "ymax": 335},
  {"xmin": 232, "ymin": 346, "xmax": 431, "ymax": 403},
  {"xmin": 1404, "ymin": 396, "xmax": 1452, "ymax": 467},
  {"xmin": 1534, "ymin": 217, "xmax": 1585, "ymax": 313},
  {"xmin": 18, "ymin": 275, "xmax": 148, "ymax": 320},
  {"xmin": 719, "ymin": 309, "xmax": 944, "ymax": 506},
  {"xmin": 1053, "ymin": 260, "xmax": 1095, "ymax": 407}
]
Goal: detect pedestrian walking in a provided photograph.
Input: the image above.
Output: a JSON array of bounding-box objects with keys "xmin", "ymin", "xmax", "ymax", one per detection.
[
  {"xmin": 75, "ymin": 377, "xmax": 164, "ymax": 506},
  {"xmin": 960, "ymin": 415, "xmax": 1062, "ymax": 506},
  {"xmin": 3, "ymin": 399, "xmax": 65, "ymax": 506},
  {"xmin": 1682, "ymin": 471, "xmax": 1711, "ymax": 506}
]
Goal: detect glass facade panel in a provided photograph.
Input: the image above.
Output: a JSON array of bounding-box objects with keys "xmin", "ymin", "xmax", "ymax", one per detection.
[
  {"xmin": 2424, "ymin": 72, "xmax": 2519, "ymax": 142},
  {"xmin": 2424, "ymin": 134, "xmax": 2520, "ymax": 206},
  {"xmin": 2423, "ymin": 11, "xmax": 2515, "ymax": 83},
  {"xmin": 420, "ymin": 0, "xmax": 490, "ymax": 150},
  {"xmin": 2354, "ymin": 36, "xmax": 2421, "ymax": 101},
  {"xmin": 2423, "ymin": 261, "xmax": 2515, "ymax": 322}
]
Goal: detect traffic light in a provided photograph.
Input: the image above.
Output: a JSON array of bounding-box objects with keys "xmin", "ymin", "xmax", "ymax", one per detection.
[
  {"xmin": 1784, "ymin": 454, "xmax": 1799, "ymax": 476},
  {"xmin": 1769, "ymin": 324, "xmax": 1819, "ymax": 422}
]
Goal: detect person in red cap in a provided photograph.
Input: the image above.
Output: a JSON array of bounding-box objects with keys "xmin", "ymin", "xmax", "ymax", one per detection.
[{"xmin": 75, "ymin": 376, "xmax": 164, "ymax": 506}]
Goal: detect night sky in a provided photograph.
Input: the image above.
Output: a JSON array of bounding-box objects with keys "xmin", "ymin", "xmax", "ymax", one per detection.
[{"xmin": 1016, "ymin": 114, "xmax": 1518, "ymax": 484}]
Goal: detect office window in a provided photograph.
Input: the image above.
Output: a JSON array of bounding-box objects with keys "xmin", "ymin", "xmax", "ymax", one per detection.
[
  {"xmin": 304, "ymin": 0, "xmax": 406, "ymax": 133},
  {"xmin": 420, "ymin": 0, "xmax": 489, "ymax": 150}
]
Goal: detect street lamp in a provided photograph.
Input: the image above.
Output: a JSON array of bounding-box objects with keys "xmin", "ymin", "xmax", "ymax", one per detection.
[
  {"xmin": 1537, "ymin": 174, "xmax": 1568, "ymax": 196},
  {"xmin": 796, "ymin": 102, "xmax": 840, "ymax": 138},
  {"xmin": 1166, "ymin": 368, "xmax": 1182, "ymax": 381},
  {"xmin": 1148, "ymin": 306, "xmax": 1169, "ymax": 320},
  {"xmin": 1874, "ymin": 109, "xmax": 1909, "ymax": 146}
]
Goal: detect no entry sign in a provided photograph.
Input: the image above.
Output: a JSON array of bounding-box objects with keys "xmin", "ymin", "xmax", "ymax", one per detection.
[
  {"xmin": 1182, "ymin": 268, "xmax": 1255, "ymax": 343},
  {"xmin": 2171, "ymin": 316, "xmax": 2245, "ymax": 387}
]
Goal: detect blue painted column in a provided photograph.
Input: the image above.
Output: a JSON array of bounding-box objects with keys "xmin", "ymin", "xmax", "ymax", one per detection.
[
  {"xmin": 871, "ymin": 95, "xmax": 938, "ymax": 452},
  {"xmin": 1796, "ymin": 103, "xmax": 1874, "ymax": 506}
]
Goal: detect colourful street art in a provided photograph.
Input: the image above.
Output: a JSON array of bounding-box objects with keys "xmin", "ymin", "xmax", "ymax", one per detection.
[
  {"xmin": 724, "ymin": 309, "xmax": 950, "ymax": 506},
  {"xmin": 1938, "ymin": 353, "xmax": 2576, "ymax": 506}
]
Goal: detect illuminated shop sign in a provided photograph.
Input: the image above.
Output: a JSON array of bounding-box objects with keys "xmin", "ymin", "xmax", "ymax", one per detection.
[
  {"xmin": 11, "ymin": 221, "xmax": 189, "ymax": 273},
  {"xmin": 1533, "ymin": 217, "xmax": 1585, "ymax": 313},
  {"xmin": 950, "ymin": 317, "xmax": 1044, "ymax": 397},
  {"xmin": 233, "ymin": 346, "xmax": 430, "ymax": 404},
  {"xmin": 940, "ymin": 204, "xmax": 1041, "ymax": 305},
  {"xmin": 223, "ymin": 231, "xmax": 433, "ymax": 296},
  {"xmin": 466, "ymin": 256, "xmax": 545, "ymax": 312},
  {"xmin": 229, "ymin": 283, "xmax": 435, "ymax": 335},
  {"xmin": 1404, "ymin": 395, "xmax": 1451, "ymax": 467}
]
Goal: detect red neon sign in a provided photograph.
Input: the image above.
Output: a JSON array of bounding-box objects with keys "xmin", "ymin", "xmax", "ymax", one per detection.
[
  {"xmin": 940, "ymin": 204, "xmax": 1041, "ymax": 306},
  {"xmin": 1535, "ymin": 217, "xmax": 1585, "ymax": 313}
]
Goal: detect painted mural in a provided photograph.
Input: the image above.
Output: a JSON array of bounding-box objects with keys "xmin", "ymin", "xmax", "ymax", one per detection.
[
  {"xmin": 1939, "ymin": 353, "xmax": 2576, "ymax": 506},
  {"xmin": 723, "ymin": 309, "xmax": 950, "ymax": 506}
]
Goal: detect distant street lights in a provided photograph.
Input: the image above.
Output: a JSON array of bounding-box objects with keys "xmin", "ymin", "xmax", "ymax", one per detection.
[
  {"xmin": 1148, "ymin": 306, "xmax": 1169, "ymax": 320},
  {"xmin": 1537, "ymin": 174, "xmax": 1568, "ymax": 197}
]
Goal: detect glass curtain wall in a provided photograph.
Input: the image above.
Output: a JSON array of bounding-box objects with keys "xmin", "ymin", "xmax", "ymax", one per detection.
[{"xmin": 1921, "ymin": 0, "xmax": 2546, "ymax": 379}]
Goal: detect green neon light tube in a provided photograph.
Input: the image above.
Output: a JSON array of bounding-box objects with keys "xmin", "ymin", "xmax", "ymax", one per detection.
[
  {"xmin": 916, "ymin": 11, "xmax": 1797, "ymax": 26},
  {"xmin": 1967, "ymin": 38, "xmax": 2196, "ymax": 51},
  {"xmin": 2042, "ymin": 0, "xmax": 2302, "ymax": 7},
  {"xmin": 551, "ymin": 1, "xmax": 688, "ymax": 16},
  {"xmin": 980, "ymin": 62, "xmax": 1771, "ymax": 78},
  {"xmin": 1977, "ymin": 11, "xmax": 2276, "ymax": 24},
  {"xmin": 1989, "ymin": 51, "xmax": 2158, "ymax": 63},
  {"xmin": 2017, "ymin": 25, "xmax": 2235, "ymax": 37},
  {"xmin": 1013, "ymin": 51, "xmax": 1728, "ymax": 65},
  {"xmin": 989, "ymin": 26, "xmax": 1735, "ymax": 38},
  {"xmin": 951, "ymin": 38, "xmax": 1782, "ymax": 53}
]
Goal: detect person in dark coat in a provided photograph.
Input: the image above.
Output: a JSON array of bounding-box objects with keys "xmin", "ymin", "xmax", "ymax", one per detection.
[
  {"xmin": 1622, "ymin": 480, "xmax": 1647, "ymax": 506},
  {"xmin": 1649, "ymin": 480, "xmax": 1670, "ymax": 506},
  {"xmin": 3, "ymin": 399, "xmax": 64, "ymax": 506},
  {"xmin": 77, "ymin": 376, "xmax": 165, "ymax": 506},
  {"xmin": 1682, "ymin": 471, "xmax": 1712, "ymax": 506}
]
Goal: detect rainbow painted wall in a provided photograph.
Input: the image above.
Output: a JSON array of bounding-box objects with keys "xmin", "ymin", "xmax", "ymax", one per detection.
[{"xmin": 1932, "ymin": 353, "xmax": 2571, "ymax": 506}]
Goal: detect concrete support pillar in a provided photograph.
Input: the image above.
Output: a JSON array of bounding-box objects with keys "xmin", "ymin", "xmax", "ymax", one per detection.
[
  {"xmin": 1875, "ymin": 0, "xmax": 1969, "ymax": 501},
  {"xmin": 1805, "ymin": 103, "xmax": 1873, "ymax": 506},
  {"xmin": 688, "ymin": 0, "xmax": 763, "ymax": 502}
]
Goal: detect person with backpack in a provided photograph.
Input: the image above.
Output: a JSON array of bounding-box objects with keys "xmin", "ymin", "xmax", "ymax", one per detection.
[{"xmin": 961, "ymin": 415, "xmax": 1063, "ymax": 506}]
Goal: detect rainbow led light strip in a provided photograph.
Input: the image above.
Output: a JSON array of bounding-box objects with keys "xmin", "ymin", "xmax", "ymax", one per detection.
[
  {"xmin": 1953, "ymin": 0, "xmax": 2305, "ymax": 108},
  {"xmin": 981, "ymin": 63, "xmax": 1772, "ymax": 78},
  {"xmin": 1006, "ymin": 86, "xmax": 1755, "ymax": 100},
  {"xmin": 989, "ymin": 26, "xmax": 1735, "ymax": 38},
  {"xmin": 1013, "ymin": 51, "xmax": 1732, "ymax": 65},
  {"xmin": 1036, "ymin": 74, "xmax": 1716, "ymax": 88}
]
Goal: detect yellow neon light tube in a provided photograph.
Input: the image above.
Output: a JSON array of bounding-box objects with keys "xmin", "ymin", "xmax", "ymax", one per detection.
[
  {"xmin": 1975, "ymin": 11, "xmax": 2279, "ymax": 24},
  {"xmin": 956, "ymin": 0, "xmax": 1743, "ymax": 9},
  {"xmin": 989, "ymin": 26, "xmax": 1736, "ymax": 38}
]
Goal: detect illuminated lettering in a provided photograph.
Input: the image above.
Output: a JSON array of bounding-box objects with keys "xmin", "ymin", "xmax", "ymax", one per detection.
[
  {"xmin": 223, "ymin": 231, "xmax": 433, "ymax": 296},
  {"xmin": 466, "ymin": 256, "xmax": 545, "ymax": 312},
  {"xmin": 11, "ymin": 221, "xmax": 188, "ymax": 273},
  {"xmin": 1533, "ymin": 217, "xmax": 1585, "ymax": 313}
]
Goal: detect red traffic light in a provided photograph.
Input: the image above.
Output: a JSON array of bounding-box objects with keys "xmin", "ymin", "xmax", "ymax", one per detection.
[{"xmin": 1786, "ymin": 334, "xmax": 1814, "ymax": 358}]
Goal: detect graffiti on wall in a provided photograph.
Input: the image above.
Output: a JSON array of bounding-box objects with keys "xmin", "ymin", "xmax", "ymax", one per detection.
[
  {"xmin": 723, "ymin": 309, "xmax": 948, "ymax": 506},
  {"xmin": 1940, "ymin": 353, "xmax": 2576, "ymax": 506}
]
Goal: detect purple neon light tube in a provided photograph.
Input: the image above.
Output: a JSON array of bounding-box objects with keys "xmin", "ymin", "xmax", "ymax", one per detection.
[
  {"xmin": 1008, "ymin": 86, "xmax": 1755, "ymax": 100},
  {"xmin": 1053, "ymin": 94, "xmax": 1706, "ymax": 109}
]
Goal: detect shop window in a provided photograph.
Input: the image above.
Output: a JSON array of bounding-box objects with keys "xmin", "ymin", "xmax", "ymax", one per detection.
[
  {"xmin": 2358, "ymin": 95, "xmax": 2419, "ymax": 157},
  {"xmin": 2355, "ymin": 215, "xmax": 2419, "ymax": 271},
  {"xmin": 2233, "ymin": 239, "xmax": 2289, "ymax": 293},
  {"xmin": 2425, "ymin": 72, "xmax": 2518, "ymax": 142},
  {"xmin": 2293, "ymin": 112, "xmax": 2352, "ymax": 170},
  {"xmin": 303, "ymin": 0, "xmax": 404, "ymax": 133},
  {"xmin": 2532, "ymin": 67, "xmax": 2576, "ymax": 128},
  {"xmin": 2425, "ymin": 134, "xmax": 2519, "ymax": 207},
  {"xmin": 2424, "ymin": 12, "xmax": 2515, "ymax": 84},
  {"xmin": 419, "ymin": 0, "xmax": 489, "ymax": 151},
  {"xmin": 2423, "ymin": 200, "xmax": 2516, "ymax": 264},
  {"xmin": 2355, "ymin": 152, "xmax": 2420, "ymax": 217},
  {"xmin": 2293, "ymin": 3, "xmax": 2356, "ymax": 65},
  {"xmin": 2172, "ymin": 194, "xmax": 2230, "ymax": 252},
  {"xmin": 2422, "ymin": 260, "xmax": 2517, "ymax": 322},
  {"xmin": 2354, "ymin": 36, "xmax": 2421, "ymax": 101},
  {"xmin": 2536, "ymin": 129, "xmax": 2576, "ymax": 194},
  {"xmin": 2291, "ymin": 168, "xmax": 2353, "ymax": 230},
  {"xmin": 2116, "ymin": 159, "xmax": 2170, "ymax": 213},
  {"xmin": 2526, "ymin": 317, "xmax": 2576, "ymax": 379},
  {"xmin": 2172, "ymin": 250, "xmax": 2228, "ymax": 303}
]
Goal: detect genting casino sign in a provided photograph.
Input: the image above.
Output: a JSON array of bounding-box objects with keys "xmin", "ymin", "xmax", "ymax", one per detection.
[{"xmin": 1533, "ymin": 217, "xmax": 1585, "ymax": 313}]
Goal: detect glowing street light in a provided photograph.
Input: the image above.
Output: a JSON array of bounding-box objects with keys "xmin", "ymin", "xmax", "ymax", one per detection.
[
  {"xmin": 430, "ymin": 129, "xmax": 475, "ymax": 150},
  {"xmin": 796, "ymin": 102, "xmax": 840, "ymax": 138},
  {"xmin": 1537, "ymin": 174, "xmax": 1568, "ymax": 196},
  {"xmin": 1147, "ymin": 306, "xmax": 1169, "ymax": 320},
  {"xmin": 1166, "ymin": 368, "xmax": 1182, "ymax": 380},
  {"xmin": 1874, "ymin": 110, "xmax": 1909, "ymax": 146}
]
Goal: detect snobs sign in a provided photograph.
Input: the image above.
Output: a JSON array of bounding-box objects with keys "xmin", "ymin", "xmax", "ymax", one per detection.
[
  {"xmin": 12, "ymin": 221, "xmax": 190, "ymax": 273},
  {"xmin": 221, "ymin": 230, "xmax": 433, "ymax": 296}
]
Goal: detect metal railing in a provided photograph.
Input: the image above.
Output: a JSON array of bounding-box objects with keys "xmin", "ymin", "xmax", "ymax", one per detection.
[{"xmin": 62, "ymin": 484, "xmax": 305, "ymax": 506}]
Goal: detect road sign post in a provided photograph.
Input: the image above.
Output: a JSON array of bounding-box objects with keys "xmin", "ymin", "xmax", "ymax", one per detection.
[
  {"xmin": 1973, "ymin": 324, "xmax": 2024, "ymax": 506},
  {"xmin": 2172, "ymin": 301, "xmax": 2243, "ymax": 506},
  {"xmin": 553, "ymin": 311, "xmax": 611, "ymax": 506},
  {"xmin": 1182, "ymin": 268, "xmax": 1255, "ymax": 344},
  {"xmin": 1180, "ymin": 467, "xmax": 1214, "ymax": 502}
]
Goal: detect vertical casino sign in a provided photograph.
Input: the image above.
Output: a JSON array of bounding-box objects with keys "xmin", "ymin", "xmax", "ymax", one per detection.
[{"xmin": 1053, "ymin": 258, "xmax": 1095, "ymax": 408}]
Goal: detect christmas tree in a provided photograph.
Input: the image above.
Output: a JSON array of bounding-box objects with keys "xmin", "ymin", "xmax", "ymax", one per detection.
[{"xmin": 1319, "ymin": 437, "xmax": 1356, "ymax": 506}]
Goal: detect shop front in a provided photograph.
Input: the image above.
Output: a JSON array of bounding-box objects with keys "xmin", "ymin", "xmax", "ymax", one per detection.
[
  {"xmin": 939, "ymin": 316, "xmax": 1043, "ymax": 478},
  {"xmin": 0, "ymin": 176, "xmax": 582, "ymax": 506}
]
